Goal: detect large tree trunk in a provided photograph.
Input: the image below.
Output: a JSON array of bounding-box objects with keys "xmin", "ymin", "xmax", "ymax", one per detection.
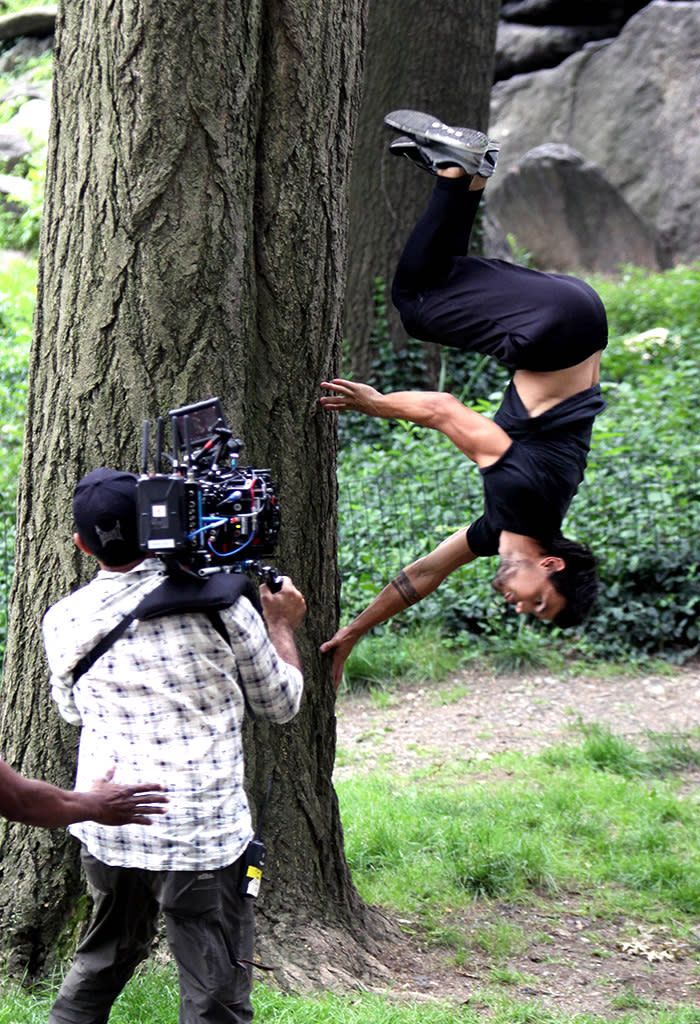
[
  {"xmin": 345, "ymin": 0, "xmax": 501, "ymax": 382},
  {"xmin": 0, "ymin": 0, "xmax": 395, "ymax": 986}
]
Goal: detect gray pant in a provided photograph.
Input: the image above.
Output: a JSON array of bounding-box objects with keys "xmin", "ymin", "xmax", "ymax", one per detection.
[{"xmin": 49, "ymin": 848, "xmax": 255, "ymax": 1024}]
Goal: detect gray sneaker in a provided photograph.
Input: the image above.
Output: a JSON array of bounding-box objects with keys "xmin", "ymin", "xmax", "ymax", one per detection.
[
  {"xmin": 389, "ymin": 132, "xmax": 499, "ymax": 178},
  {"xmin": 384, "ymin": 109, "xmax": 488, "ymax": 176},
  {"xmin": 389, "ymin": 135, "xmax": 438, "ymax": 174},
  {"xmin": 477, "ymin": 141, "xmax": 500, "ymax": 178}
]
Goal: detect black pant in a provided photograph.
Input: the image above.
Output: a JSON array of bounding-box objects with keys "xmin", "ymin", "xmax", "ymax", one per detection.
[
  {"xmin": 49, "ymin": 849, "xmax": 255, "ymax": 1024},
  {"xmin": 391, "ymin": 176, "xmax": 608, "ymax": 373}
]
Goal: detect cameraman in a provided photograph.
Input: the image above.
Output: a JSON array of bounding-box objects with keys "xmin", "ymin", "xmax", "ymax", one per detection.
[
  {"xmin": 0, "ymin": 759, "xmax": 166, "ymax": 827},
  {"xmin": 43, "ymin": 468, "xmax": 305, "ymax": 1024}
]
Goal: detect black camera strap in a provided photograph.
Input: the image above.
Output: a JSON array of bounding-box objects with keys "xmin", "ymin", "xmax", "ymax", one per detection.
[
  {"xmin": 72, "ymin": 573, "xmax": 260, "ymax": 719},
  {"xmin": 202, "ymin": 608, "xmax": 257, "ymax": 719},
  {"xmin": 254, "ymin": 771, "xmax": 274, "ymax": 841},
  {"xmin": 71, "ymin": 614, "xmax": 137, "ymax": 685}
]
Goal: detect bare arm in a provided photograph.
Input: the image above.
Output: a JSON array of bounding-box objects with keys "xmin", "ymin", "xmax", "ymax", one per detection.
[
  {"xmin": 320, "ymin": 379, "xmax": 511, "ymax": 467},
  {"xmin": 0, "ymin": 760, "xmax": 167, "ymax": 828},
  {"xmin": 260, "ymin": 577, "xmax": 307, "ymax": 672},
  {"xmin": 321, "ymin": 528, "xmax": 478, "ymax": 690}
]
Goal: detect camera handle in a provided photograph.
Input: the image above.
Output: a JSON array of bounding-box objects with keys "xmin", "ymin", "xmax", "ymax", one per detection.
[{"xmin": 239, "ymin": 561, "xmax": 283, "ymax": 593}]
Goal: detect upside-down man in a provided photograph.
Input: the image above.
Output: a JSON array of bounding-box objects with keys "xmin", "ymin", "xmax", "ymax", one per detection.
[{"xmin": 321, "ymin": 110, "xmax": 607, "ymax": 688}]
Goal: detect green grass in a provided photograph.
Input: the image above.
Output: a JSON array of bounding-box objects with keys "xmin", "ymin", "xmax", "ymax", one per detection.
[
  {"xmin": 3, "ymin": 726, "xmax": 700, "ymax": 1022},
  {"xmin": 0, "ymin": 966, "xmax": 181, "ymax": 1023},
  {"xmin": 340, "ymin": 622, "xmax": 466, "ymax": 692},
  {"xmin": 336, "ymin": 727, "xmax": 700, "ymax": 921},
  {"xmin": 2, "ymin": 964, "xmax": 700, "ymax": 1024},
  {"xmin": 543, "ymin": 721, "xmax": 700, "ymax": 778},
  {"xmin": 338, "ymin": 618, "xmax": 674, "ymax": 699}
]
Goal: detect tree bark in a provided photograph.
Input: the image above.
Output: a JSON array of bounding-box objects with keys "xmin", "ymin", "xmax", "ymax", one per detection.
[
  {"xmin": 345, "ymin": 0, "xmax": 501, "ymax": 382},
  {"xmin": 0, "ymin": 0, "xmax": 391, "ymax": 985}
]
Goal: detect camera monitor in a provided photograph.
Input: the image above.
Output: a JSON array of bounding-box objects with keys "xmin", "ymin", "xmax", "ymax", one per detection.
[{"xmin": 169, "ymin": 398, "xmax": 225, "ymax": 456}]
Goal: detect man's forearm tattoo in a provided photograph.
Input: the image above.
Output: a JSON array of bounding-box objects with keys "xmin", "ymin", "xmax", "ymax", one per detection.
[{"xmin": 391, "ymin": 570, "xmax": 421, "ymax": 607}]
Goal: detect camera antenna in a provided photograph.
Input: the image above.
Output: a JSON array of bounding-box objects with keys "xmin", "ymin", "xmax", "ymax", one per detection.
[
  {"xmin": 183, "ymin": 415, "xmax": 193, "ymax": 476},
  {"xmin": 140, "ymin": 420, "xmax": 150, "ymax": 476},
  {"xmin": 155, "ymin": 416, "xmax": 164, "ymax": 474}
]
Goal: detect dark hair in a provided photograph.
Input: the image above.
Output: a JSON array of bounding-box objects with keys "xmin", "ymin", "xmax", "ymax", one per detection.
[{"xmin": 545, "ymin": 535, "xmax": 600, "ymax": 628}]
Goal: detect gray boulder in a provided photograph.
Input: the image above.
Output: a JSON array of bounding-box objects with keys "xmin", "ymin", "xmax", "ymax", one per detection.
[
  {"xmin": 0, "ymin": 35, "xmax": 54, "ymax": 74},
  {"xmin": 0, "ymin": 6, "xmax": 56, "ymax": 42},
  {"xmin": 500, "ymin": 0, "xmax": 647, "ymax": 30},
  {"xmin": 6, "ymin": 97, "xmax": 51, "ymax": 145},
  {"xmin": 0, "ymin": 171, "xmax": 34, "ymax": 212},
  {"xmin": 0, "ymin": 130, "xmax": 31, "ymax": 172},
  {"xmin": 486, "ymin": 144, "xmax": 667, "ymax": 272},
  {"xmin": 489, "ymin": 1, "xmax": 700, "ymax": 266},
  {"xmin": 495, "ymin": 21, "xmax": 611, "ymax": 79}
]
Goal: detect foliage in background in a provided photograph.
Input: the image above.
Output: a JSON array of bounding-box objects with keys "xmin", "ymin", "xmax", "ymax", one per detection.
[
  {"xmin": 0, "ymin": 257, "xmax": 33, "ymax": 504},
  {"xmin": 0, "ymin": 144, "xmax": 45, "ymax": 250},
  {"xmin": 336, "ymin": 263, "xmax": 700, "ymax": 670},
  {"xmin": 1, "ymin": 0, "xmax": 55, "ymax": 11},
  {"xmin": 0, "ymin": 258, "xmax": 33, "ymax": 650},
  {"xmin": 0, "ymin": 45, "xmax": 51, "ymax": 250}
]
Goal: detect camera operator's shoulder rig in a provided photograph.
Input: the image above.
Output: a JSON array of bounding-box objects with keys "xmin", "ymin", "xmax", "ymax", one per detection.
[
  {"xmin": 134, "ymin": 570, "xmax": 262, "ymax": 620},
  {"xmin": 72, "ymin": 571, "xmax": 261, "ymax": 689}
]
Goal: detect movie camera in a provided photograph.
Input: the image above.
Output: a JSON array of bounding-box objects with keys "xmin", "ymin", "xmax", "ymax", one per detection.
[{"xmin": 136, "ymin": 398, "xmax": 282, "ymax": 589}]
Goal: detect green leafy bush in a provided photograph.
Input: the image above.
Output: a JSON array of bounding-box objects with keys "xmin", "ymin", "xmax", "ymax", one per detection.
[
  {"xmin": 0, "ymin": 256, "xmax": 34, "ymax": 660},
  {"xmin": 0, "ymin": 257, "xmax": 33, "ymax": 500},
  {"xmin": 0, "ymin": 147, "xmax": 46, "ymax": 250}
]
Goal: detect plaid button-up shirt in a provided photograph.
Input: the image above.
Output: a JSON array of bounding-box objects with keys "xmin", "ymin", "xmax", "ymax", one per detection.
[{"xmin": 43, "ymin": 560, "xmax": 303, "ymax": 871}]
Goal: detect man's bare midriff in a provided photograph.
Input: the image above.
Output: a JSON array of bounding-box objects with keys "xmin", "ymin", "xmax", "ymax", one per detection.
[{"xmin": 512, "ymin": 351, "xmax": 602, "ymax": 418}]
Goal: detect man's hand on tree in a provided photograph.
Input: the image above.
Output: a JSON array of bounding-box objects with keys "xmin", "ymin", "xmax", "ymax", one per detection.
[
  {"xmin": 320, "ymin": 379, "xmax": 383, "ymax": 418},
  {"xmin": 320, "ymin": 625, "xmax": 358, "ymax": 692}
]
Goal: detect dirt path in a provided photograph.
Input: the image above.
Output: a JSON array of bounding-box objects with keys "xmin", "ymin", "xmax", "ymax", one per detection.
[
  {"xmin": 333, "ymin": 665, "xmax": 700, "ymax": 1016},
  {"xmin": 335, "ymin": 665, "xmax": 700, "ymax": 780}
]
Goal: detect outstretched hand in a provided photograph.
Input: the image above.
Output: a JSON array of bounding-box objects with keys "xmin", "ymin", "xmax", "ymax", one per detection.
[
  {"xmin": 320, "ymin": 379, "xmax": 383, "ymax": 417},
  {"xmin": 89, "ymin": 769, "xmax": 168, "ymax": 826},
  {"xmin": 320, "ymin": 625, "xmax": 358, "ymax": 692}
]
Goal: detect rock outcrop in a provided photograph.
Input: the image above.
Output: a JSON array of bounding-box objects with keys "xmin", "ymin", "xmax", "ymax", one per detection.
[
  {"xmin": 486, "ymin": 144, "xmax": 667, "ymax": 272},
  {"xmin": 487, "ymin": 1, "xmax": 700, "ymax": 269}
]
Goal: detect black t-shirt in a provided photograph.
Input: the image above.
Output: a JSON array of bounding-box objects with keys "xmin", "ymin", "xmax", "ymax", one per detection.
[{"xmin": 466, "ymin": 381, "xmax": 605, "ymax": 556}]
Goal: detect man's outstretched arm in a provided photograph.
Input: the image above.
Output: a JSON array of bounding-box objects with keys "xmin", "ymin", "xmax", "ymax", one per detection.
[
  {"xmin": 321, "ymin": 528, "xmax": 478, "ymax": 690},
  {"xmin": 0, "ymin": 760, "xmax": 168, "ymax": 828},
  {"xmin": 320, "ymin": 379, "xmax": 511, "ymax": 467}
]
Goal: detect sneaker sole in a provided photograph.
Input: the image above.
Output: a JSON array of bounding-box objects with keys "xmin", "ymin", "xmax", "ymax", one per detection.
[
  {"xmin": 384, "ymin": 109, "xmax": 487, "ymax": 156},
  {"xmin": 384, "ymin": 109, "xmax": 440, "ymax": 140}
]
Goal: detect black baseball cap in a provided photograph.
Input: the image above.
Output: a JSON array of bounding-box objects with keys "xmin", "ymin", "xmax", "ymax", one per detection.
[{"xmin": 72, "ymin": 468, "xmax": 142, "ymax": 566}]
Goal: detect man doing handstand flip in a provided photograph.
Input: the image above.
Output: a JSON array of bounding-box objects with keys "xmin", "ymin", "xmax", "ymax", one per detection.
[{"xmin": 321, "ymin": 110, "xmax": 607, "ymax": 689}]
